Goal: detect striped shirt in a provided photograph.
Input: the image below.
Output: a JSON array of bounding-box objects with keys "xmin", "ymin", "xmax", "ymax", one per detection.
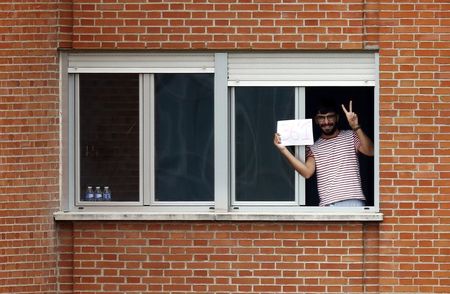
[{"xmin": 306, "ymin": 130, "xmax": 365, "ymax": 206}]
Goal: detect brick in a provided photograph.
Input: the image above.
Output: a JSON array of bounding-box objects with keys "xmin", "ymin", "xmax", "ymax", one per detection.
[{"xmin": 2, "ymin": 0, "xmax": 449, "ymax": 293}]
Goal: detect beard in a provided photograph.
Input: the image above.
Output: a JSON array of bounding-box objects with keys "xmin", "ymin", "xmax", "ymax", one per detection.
[{"xmin": 320, "ymin": 123, "xmax": 337, "ymax": 135}]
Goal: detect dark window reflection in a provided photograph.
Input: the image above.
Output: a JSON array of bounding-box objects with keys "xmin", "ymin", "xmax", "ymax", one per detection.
[
  {"xmin": 235, "ymin": 87, "xmax": 295, "ymax": 201},
  {"xmin": 79, "ymin": 74, "xmax": 140, "ymax": 202},
  {"xmin": 155, "ymin": 74, "xmax": 214, "ymax": 201}
]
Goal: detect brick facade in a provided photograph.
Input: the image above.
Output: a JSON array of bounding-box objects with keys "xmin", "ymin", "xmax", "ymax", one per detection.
[
  {"xmin": 0, "ymin": 2, "xmax": 60, "ymax": 293},
  {"xmin": 1, "ymin": 0, "xmax": 449, "ymax": 293}
]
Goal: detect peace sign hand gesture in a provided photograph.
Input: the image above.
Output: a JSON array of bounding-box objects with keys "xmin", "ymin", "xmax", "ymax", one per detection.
[{"xmin": 341, "ymin": 100, "xmax": 359, "ymax": 130}]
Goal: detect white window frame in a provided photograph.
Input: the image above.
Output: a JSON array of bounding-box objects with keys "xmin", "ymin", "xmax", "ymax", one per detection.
[{"xmin": 58, "ymin": 51, "xmax": 381, "ymax": 220}]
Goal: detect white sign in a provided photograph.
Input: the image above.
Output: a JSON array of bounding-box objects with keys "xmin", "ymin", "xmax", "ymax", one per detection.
[{"xmin": 277, "ymin": 119, "xmax": 314, "ymax": 146}]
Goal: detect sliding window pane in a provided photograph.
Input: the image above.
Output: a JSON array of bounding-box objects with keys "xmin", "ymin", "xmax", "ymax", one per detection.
[
  {"xmin": 234, "ymin": 87, "xmax": 295, "ymax": 202},
  {"xmin": 79, "ymin": 74, "xmax": 140, "ymax": 202},
  {"xmin": 155, "ymin": 74, "xmax": 214, "ymax": 201}
]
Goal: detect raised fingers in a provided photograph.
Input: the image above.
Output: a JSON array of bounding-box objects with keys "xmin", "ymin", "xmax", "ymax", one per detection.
[{"xmin": 341, "ymin": 100, "xmax": 353, "ymax": 114}]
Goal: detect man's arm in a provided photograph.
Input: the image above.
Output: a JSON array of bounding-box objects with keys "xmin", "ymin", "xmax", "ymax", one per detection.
[
  {"xmin": 341, "ymin": 101, "xmax": 374, "ymax": 157},
  {"xmin": 274, "ymin": 133, "xmax": 316, "ymax": 179},
  {"xmin": 353, "ymin": 127, "xmax": 374, "ymax": 156}
]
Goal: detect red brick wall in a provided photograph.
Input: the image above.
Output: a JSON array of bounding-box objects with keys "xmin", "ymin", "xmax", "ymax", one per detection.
[
  {"xmin": 1, "ymin": 0, "xmax": 449, "ymax": 293},
  {"xmin": 71, "ymin": 0, "xmax": 379, "ymax": 50},
  {"xmin": 376, "ymin": 1, "xmax": 449, "ymax": 293},
  {"xmin": 0, "ymin": 2, "xmax": 61, "ymax": 293},
  {"xmin": 67, "ymin": 222, "xmax": 380, "ymax": 293}
]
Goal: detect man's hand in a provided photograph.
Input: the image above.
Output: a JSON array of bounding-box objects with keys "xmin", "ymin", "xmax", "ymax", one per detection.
[
  {"xmin": 273, "ymin": 133, "xmax": 287, "ymax": 151},
  {"xmin": 341, "ymin": 100, "xmax": 359, "ymax": 130}
]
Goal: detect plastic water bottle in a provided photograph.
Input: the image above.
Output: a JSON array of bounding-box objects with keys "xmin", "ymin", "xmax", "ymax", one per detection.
[
  {"xmin": 85, "ymin": 186, "xmax": 94, "ymax": 201},
  {"xmin": 103, "ymin": 186, "xmax": 112, "ymax": 201},
  {"xmin": 94, "ymin": 186, "xmax": 103, "ymax": 201}
]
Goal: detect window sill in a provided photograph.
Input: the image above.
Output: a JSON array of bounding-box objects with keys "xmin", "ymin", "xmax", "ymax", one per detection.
[{"xmin": 54, "ymin": 211, "xmax": 383, "ymax": 222}]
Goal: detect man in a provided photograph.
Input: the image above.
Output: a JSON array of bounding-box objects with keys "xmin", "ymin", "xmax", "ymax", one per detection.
[{"xmin": 273, "ymin": 100, "xmax": 374, "ymax": 207}]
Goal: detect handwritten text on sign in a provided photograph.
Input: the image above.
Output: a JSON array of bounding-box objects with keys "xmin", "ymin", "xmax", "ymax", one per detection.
[{"xmin": 277, "ymin": 119, "xmax": 314, "ymax": 146}]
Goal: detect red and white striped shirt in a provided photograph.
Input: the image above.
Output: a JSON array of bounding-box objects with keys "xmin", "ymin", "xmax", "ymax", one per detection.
[{"xmin": 306, "ymin": 130, "xmax": 365, "ymax": 206}]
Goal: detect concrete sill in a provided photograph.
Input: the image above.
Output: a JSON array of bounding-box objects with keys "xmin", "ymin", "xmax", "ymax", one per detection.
[{"xmin": 54, "ymin": 211, "xmax": 383, "ymax": 222}]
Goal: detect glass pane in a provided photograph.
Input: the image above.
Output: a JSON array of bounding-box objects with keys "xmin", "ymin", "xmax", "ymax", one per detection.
[
  {"xmin": 79, "ymin": 74, "xmax": 140, "ymax": 202},
  {"xmin": 235, "ymin": 87, "xmax": 295, "ymax": 202},
  {"xmin": 155, "ymin": 74, "xmax": 214, "ymax": 201}
]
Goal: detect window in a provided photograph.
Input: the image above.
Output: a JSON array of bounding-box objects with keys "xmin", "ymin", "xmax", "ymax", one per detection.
[
  {"xmin": 154, "ymin": 74, "xmax": 214, "ymax": 202},
  {"xmin": 305, "ymin": 86, "xmax": 375, "ymax": 207},
  {"xmin": 233, "ymin": 87, "xmax": 296, "ymax": 203},
  {"xmin": 61, "ymin": 52, "xmax": 379, "ymax": 216},
  {"xmin": 231, "ymin": 86, "xmax": 375, "ymax": 209},
  {"xmin": 78, "ymin": 74, "xmax": 140, "ymax": 203}
]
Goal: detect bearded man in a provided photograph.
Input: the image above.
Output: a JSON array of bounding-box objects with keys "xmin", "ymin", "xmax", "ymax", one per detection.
[{"xmin": 274, "ymin": 100, "xmax": 374, "ymax": 207}]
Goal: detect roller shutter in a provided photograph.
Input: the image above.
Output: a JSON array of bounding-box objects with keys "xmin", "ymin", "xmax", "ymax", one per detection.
[
  {"xmin": 228, "ymin": 52, "xmax": 377, "ymax": 86},
  {"xmin": 67, "ymin": 52, "xmax": 215, "ymax": 73}
]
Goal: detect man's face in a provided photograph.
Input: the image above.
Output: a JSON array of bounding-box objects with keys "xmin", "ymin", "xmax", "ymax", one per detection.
[{"xmin": 315, "ymin": 112, "xmax": 338, "ymax": 135}]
